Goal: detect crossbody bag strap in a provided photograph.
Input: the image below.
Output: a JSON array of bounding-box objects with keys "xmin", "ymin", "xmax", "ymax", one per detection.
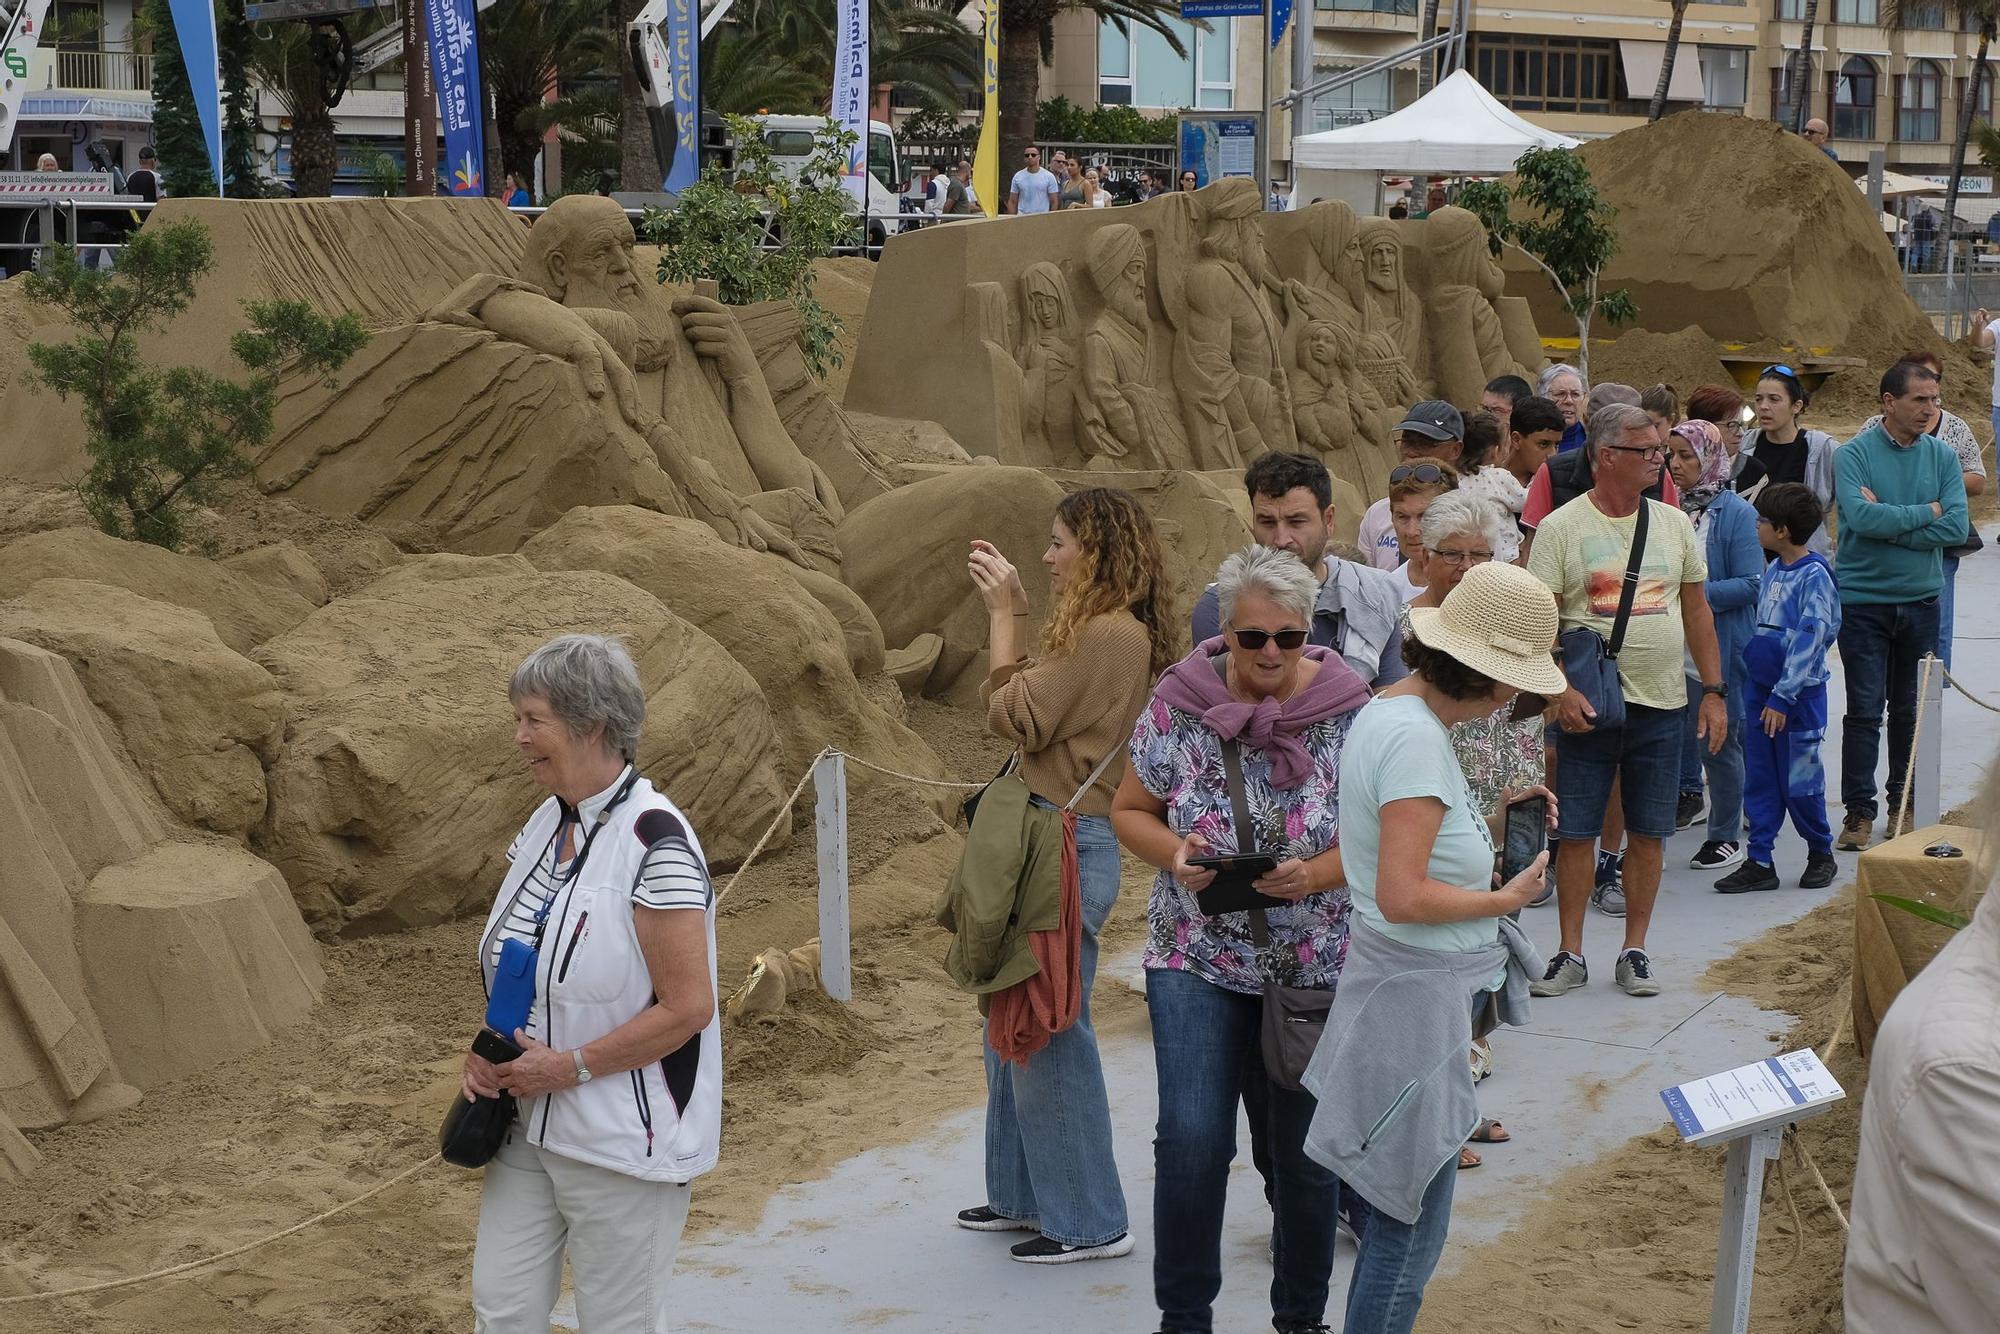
[
  {"xmin": 1605, "ymin": 498, "xmax": 1650, "ymax": 660},
  {"xmin": 1063, "ymin": 742, "xmax": 1124, "ymax": 811},
  {"xmin": 1218, "ymin": 735, "xmax": 1271, "ymax": 950}
]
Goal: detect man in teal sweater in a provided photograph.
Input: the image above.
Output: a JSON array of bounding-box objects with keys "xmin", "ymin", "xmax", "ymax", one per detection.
[{"xmin": 1833, "ymin": 359, "xmax": 1969, "ymax": 851}]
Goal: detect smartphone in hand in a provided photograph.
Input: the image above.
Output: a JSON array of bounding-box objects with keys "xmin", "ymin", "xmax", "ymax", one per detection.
[{"xmin": 1500, "ymin": 795, "xmax": 1548, "ymax": 885}]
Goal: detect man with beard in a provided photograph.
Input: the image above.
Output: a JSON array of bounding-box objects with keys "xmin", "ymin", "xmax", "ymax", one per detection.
[
  {"xmin": 1075, "ymin": 223, "xmax": 1186, "ymax": 467},
  {"xmin": 1170, "ymin": 177, "xmax": 1296, "ymax": 465}
]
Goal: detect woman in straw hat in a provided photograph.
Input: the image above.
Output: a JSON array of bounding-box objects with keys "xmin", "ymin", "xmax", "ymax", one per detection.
[{"xmin": 1299, "ymin": 561, "xmax": 1567, "ymax": 1334}]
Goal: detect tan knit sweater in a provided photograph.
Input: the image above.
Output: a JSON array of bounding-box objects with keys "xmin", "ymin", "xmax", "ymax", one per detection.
[{"xmin": 982, "ymin": 611, "xmax": 1155, "ymax": 817}]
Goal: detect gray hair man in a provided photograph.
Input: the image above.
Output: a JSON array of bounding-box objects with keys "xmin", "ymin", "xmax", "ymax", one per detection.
[{"xmin": 1527, "ymin": 403, "xmax": 1728, "ymax": 1000}]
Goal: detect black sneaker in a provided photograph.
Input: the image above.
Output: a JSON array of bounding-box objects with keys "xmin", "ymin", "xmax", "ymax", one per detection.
[
  {"xmin": 956, "ymin": 1205, "xmax": 1036, "ymax": 1232},
  {"xmin": 1276, "ymin": 1324, "xmax": 1335, "ymax": 1334},
  {"xmin": 1715, "ymin": 861, "xmax": 1780, "ymax": 894},
  {"xmin": 1800, "ymin": 852, "xmax": 1839, "ymax": 889},
  {"xmin": 1009, "ymin": 1231, "xmax": 1135, "ymax": 1263},
  {"xmin": 1690, "ymin": 840, "xmax": 1744, "ymax": 871},
  {"xmin": 1675, "ymin": 791, "xmax": 1706, "ymax": 830}
]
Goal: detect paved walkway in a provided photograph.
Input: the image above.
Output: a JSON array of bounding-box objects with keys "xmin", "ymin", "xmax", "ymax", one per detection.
[{"xmin": 617, "ymin": 560, "xmax": 2000, "ymax": 1333}]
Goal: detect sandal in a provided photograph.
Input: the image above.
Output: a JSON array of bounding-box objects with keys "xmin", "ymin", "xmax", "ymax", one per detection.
[
  {"xmin": 1457, "ymin": 1146, "xmax": 1482, "ymax": 1170},
  {"xmin": 1468, "ymin": 1117, "xmax": 1511, "ymax": 1144},
  {"xmin": 1469, "ymin": 1040, "xmax": 1493, "ymax": 1083}
]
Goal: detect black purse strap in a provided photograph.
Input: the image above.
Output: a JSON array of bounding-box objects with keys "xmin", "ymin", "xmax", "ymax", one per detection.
[
  {"xmin": 1605, "ymin": 498, "xmax": 1650, "ymax": 660},
  {"xmin": 1218, "ymin": 733, "xmax": 1271, "ymax": 951}
]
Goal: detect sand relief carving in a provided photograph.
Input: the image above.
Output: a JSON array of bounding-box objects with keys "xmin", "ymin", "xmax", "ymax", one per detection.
[
  {"xmin": 1422, "ymin": 206, "xmax": 1536, "ymax": 408},
  {"xmin": 1075, "ymin": 224, "xmax": 1187, "ymax": 470},
  {"xmin": 1016, "ymin": 262, "xmax": 1080, "ymax": 462}
]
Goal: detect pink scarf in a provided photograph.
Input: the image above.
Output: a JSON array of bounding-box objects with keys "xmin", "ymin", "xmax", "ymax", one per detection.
[{"xmin": 1152, "ymin": 640, "xmax": 1370, "ymax": 789}]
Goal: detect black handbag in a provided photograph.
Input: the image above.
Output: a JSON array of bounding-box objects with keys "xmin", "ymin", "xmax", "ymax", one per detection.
[
  {"xmin": 1556, "ymin": 497, "xmax": 1649, "ymax": 734},
  {"xmin": 439, "ymin": 1029, "xmax": 521, "ymax": 1168},
  {"xmin": 1219, "ymin": 736, "xmax": 1333, "ymax": 1094}
]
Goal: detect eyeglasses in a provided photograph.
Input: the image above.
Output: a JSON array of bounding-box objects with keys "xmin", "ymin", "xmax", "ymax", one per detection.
[
  {"xmin": 1388, "ymin": 462, "xmax": 1450, "ymax": 485},
  {"xmin": 1231, "ymin": 629, "xmax": 1309, "ymax": 651},
  {"xmin": 1604, "ymin": 444, "xmax": 1667, "ymax": 459},
  {"xmin": 1427, "ymin": 546, "xmax": 1493, "ymax": 566}
]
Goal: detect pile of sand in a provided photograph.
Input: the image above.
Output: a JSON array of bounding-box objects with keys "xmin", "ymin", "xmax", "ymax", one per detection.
[{"xmin": 1586, "ymin": 325, "xmax": 1735, "ymax": 399}]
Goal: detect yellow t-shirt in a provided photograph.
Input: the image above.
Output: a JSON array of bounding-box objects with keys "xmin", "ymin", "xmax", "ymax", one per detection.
[{"xmin": 1527, "ymin": 494, "xmax": 1709, "ymax": 712}]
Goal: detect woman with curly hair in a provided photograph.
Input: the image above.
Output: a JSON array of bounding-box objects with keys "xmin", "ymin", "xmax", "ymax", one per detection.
[{"xmin": 957, "ymin": 486, "xmax": 1176, "ymax": 1265}]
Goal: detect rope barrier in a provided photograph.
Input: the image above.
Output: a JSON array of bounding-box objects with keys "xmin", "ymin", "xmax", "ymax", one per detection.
[
  {"xmin": 0, "ymin": 1152, "xmax": 443, "ymax": 1307},
  {"xmin": 1941, "ymin": 663, "xmax": 2000, "ymax": 714},
  {"xmin": 1893, "ymin": 657, "xmax": 1938, "ymax": 837}
]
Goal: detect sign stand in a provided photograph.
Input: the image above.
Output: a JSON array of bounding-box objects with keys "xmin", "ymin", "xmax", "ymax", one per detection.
[{"xmin": 1660, "ymin": 1050, "xmax": 1846, "ymax": 1334}]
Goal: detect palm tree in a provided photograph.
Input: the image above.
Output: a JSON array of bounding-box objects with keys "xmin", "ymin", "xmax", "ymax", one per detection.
[
  {"xmin": 707, "ymin": 0, "xmax": 982, "ymax": 113},
  {"xmin": 248, "ymin": 16, "xmax": 381, "ymax": 197},
  {"xmin": 1648, "ymin": 0, "xmax": 1691, "ymax": 122},
  {"xmin": 480, "ymin": 0, "xmax": 617, "ymax": 192},
  {"xmin": 1789, "ymin": 0, "xmax": 1819, "ymax": 131},
  {"xmin": 997, "ymin": 0, "xmax": 1186, "ymax": 188},
  {"xmin": 1417, "ymin": 0, "xmax": 1441, "ymax": 95},
  {"xmin": 702, "ymin": 24, "xmax": 825, "ymax": 114}
]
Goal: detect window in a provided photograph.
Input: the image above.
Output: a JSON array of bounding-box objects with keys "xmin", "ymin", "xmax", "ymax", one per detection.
[
  {"xmin": 1901, "ymin": 0, "xmax": 1946, "ymax": 26},
  {"xmin": 1772, "ymin": 57, "xmax": 1812, "ymax": 118},
  {"xmin": 1309, "ymin": 67, "xmax": 1393, "ymax": 128},
  {"xmin": 1835, "ymin": 55, "xmax": 1877, "ymax": 138},
  {"xmin": 1197, "ymin": 18, "xmax": 1234, "ymax": 109},
  {"xmin": 1980, "ymin": 65, "xmax": 1995, "ymax": 118},
  {"xmin": 1471, "ymin": 34, "xmax": 1620, "ymax": 114},
  {"xmin": 1900, "ymin": 59, "xmax": 1942, "ymax": 139},
  {"xmin": 1700, "ymin": 46, "xmax": 1749, "ymax": 107},
  {"xmin": 1834, "ymin": 0, "xmax": 1878, "ymax": 23},
  {"xmin": 1317, "ymin": 0, "xmax": 1417, "ymax": 11},
  {"xmin": 1776, "ymin": 0, "xmax": 1806, "ymax": 19},
  {"xmin": 1099, "ymin": 23, "xmax": 1131, "ymax": 105}
]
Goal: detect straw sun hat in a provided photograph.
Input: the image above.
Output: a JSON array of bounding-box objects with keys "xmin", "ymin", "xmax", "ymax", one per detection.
[{"xmin": 1406, "ymin": 562, "xmax": 1568, "ymax": 698}]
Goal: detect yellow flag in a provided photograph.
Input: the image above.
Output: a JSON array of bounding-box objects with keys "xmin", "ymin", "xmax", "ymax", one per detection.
[{"xmin": 973, "ymin": 0, "xmax": 1000, "ymax": 218}]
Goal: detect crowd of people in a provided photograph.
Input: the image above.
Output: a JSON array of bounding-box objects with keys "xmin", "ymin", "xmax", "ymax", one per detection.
[{"xmin": 456, "ymin": 352, "xmax": 1973, "ymax": 1332}]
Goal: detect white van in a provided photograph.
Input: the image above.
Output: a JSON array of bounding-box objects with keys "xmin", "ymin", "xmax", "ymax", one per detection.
[{"xmin": 750, "ymin": 113, "xmax": 909, "ymax": 251}]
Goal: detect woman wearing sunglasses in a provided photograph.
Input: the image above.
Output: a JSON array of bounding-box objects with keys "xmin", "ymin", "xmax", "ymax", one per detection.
[
  {"xmin": 1741, "ymin": 366, "xmax": 1837, "ymax": 553},
  {"xmin": 1113, "ymin": 544, "xmax": 1372, "ymax": 1334}
]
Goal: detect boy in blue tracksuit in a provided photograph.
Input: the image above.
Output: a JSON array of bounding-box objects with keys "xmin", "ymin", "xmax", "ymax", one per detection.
[{"xmin": 1718, "ymin": 484, "xmax": 1842, "ymax": 894}]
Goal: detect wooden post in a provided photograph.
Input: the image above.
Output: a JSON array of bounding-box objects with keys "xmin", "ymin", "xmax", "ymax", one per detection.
[
  {"xmin": 1914, "ymin": 655, "xmax": 1943, "ymax": 828},
  {"xmin": 402, "ymin": 0, "xmax": 437, "ymax": 196},
  {"xmin": 813, "ymin": 752, "xmax": 852, "ymax": 1002},
  {"xmin": 1709, "ymin": 1126, "xmax": 1783, "ymax": 1334}
]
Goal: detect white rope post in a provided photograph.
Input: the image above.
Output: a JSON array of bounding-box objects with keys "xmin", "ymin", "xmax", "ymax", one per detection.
[
  {"xmin": 812, "ymin": 751, "xmax": 852, "ymax": 1002},
  {"xmin": 1908, "ymin": 654, "xmax": 1944, "ymax": 830},
  {"xmin": 1709, "ymin": 1125, "xmax": 1784, "ymax": 1334}
]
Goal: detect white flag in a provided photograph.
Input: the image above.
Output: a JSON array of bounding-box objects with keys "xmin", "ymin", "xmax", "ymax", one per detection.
[{"xmin": 832, "ymin": 0, "xmax": 870, "ymax": 207}]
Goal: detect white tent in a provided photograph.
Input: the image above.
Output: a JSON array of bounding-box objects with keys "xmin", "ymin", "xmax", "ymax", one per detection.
[{"xmin": 1291, "ymin": 70, "xmax": 1581, "ymax": 215}]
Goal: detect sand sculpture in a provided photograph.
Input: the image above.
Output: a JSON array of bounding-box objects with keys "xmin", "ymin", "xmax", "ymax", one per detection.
[{"xmin": 845, "ymin": 181, "xmax": 1544, "ymax": 498}]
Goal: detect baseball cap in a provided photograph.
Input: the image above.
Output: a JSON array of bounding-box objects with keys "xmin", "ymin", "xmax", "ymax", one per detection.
[{"xmin": 1395, "ymin": 400, "xmax": 1465, "ymax": 442}]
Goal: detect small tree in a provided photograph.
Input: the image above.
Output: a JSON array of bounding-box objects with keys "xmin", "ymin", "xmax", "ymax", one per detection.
[
  {"xmin": 145, "ymin": 0, "xmax": 217, "ymax": 195},
  {"xmin": 23, "ymin": 221, "xmax": 367, "ymax": 550},
  {"xmin": 1459, "ymin": 148, "xmax": 1636, "ymax": 386},
  {"xmin": 643, "ymin": 115, "xmax": 857, "ymax": 378}
]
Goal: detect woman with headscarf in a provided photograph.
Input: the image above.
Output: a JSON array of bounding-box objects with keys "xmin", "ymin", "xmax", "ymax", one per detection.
[{"xmin": 1664, "ymin": 420, "xmax": 1763, "ymax": 874}]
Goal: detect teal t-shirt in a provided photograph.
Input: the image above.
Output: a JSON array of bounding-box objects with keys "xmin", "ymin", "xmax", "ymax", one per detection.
[{"xmin": 1338, "ymin": 694, "xmax": 1500, "ymax": 959}]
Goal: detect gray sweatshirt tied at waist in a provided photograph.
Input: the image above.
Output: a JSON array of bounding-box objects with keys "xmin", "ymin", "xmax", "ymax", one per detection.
[{"xmin": 1301, "ymin": 916, "xmax": 1543, "ymax": 1225}]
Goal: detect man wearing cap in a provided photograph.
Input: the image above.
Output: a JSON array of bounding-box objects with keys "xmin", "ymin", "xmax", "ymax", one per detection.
[
  {"xmin": 1356, "ymin": 400, "xmax": 1464, "ymax": 570},
  {"xmin": 1527, "ymin": 404, "xmax": 1729, "ymax": 1000}
]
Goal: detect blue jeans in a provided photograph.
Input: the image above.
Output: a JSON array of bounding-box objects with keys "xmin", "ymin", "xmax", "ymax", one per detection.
[
  {"xmin": 1146, "ymin": 967, "xmax": 1340, "ymax": 1333},
  {"xmin": 1679, "ymin": 677, "xmax": 1745, "ymax": 843},
  {"xmin": 1553, "ymin": 702, "xmax": 1685, "ymax": 842},
  {"xmin": 1343, "ymin": 1154, "xmax": 1457, "ymax": 1334},
  {"xmin": 981, "ymin": 809, "xmax": 1127, "ymax": 1247},
  {"xmin": 1838, "ymin": 598, "xmax": 1941, "ymax": 822}
]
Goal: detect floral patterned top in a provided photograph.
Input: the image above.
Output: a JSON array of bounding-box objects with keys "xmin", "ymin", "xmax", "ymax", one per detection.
[
  {"xmin": 1399, "ymin": 606, "xmax": 1545, "ymax": 818},
  {"xmin": 1130, "ymin": 694, "xmax": 1354, "ymax": 996}
]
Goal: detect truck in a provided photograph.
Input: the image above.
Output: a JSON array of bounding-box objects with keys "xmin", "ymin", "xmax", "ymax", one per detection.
[
  {"xmin": 0, "ymin": 0, "xmax": 52, "ymax": 154},
  {"xmin": 750, "ymin": 113, "xmax": 912, "ymax": 251}
]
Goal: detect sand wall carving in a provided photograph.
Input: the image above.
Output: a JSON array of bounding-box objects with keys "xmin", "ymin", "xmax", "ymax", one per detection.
[{"xmin": 844, "ymin": 179, "xmax": 1544, "ymax": 501}]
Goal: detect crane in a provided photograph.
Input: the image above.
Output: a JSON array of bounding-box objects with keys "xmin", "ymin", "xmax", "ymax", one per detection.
[{"xmin": 0, "ymin": 0, "xmax": 53, "ymax": 154}]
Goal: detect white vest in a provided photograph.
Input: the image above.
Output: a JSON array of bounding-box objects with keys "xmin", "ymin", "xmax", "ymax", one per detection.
[{"xmin": 478, "ymin": 770, "xmax": 721, "ymax": 1183}]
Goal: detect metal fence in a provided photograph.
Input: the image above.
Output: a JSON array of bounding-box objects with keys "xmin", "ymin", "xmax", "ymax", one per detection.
[
  {"xmin": 1902, "ymin": 249, "xmax": 2000, "ymax": 337},
  {"xmin": 899, "ymin": 136, "xmax": 1176, "ymax": 187}
]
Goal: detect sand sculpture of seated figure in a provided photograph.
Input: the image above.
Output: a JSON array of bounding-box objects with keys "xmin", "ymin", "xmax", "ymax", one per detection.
[
  {"xmin": 1075, "ymin": 224, "xmax": 1187, "ymax": 469},
  {"xmin": 1422, "ymin": 205, "xmax": 1533, "ymax": 407}
]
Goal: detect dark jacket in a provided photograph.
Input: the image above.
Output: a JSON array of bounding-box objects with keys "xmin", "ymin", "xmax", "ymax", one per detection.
[{"xmin": 1542, "ymin": 446, "xmax": 1668, "ymax": 516}]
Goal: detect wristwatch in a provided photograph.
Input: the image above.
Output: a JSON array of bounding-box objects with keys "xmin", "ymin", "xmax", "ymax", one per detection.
[
  {"xmin": 571, "ymin": 1049, "xmax": 592, "ymax": 1084},
  {"xmin": 1701, "ymin": 682, "xmax": 1727, "ymax": 698}
]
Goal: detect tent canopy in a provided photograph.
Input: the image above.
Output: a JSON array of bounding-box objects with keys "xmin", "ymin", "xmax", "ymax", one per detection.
[
  {"xmin": 1862, "ymin": 170, "xmax": 1944, "ymax": 199},
  {"xmin": 1292, "ymin": 69, "xmax": 1580, "ymax": 176}
]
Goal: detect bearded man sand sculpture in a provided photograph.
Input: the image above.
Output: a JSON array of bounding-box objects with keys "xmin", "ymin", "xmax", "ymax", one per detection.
[{"xmin": 1076, "ymin": 223, "xmax": 1186, "ymax": 469}]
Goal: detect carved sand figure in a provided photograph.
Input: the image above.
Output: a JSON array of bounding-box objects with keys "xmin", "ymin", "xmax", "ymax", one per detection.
[
  {"xmin": 1158, "ymin": 179, "xmax": 1297, "ymax": 466},
  {"xmin": 1290, "ymin": 319, "xmax": 1361, "ymax": 454},
  {"xmin": 1343, "ymin": 219, "xmax": 1426, "ymax": 407},
  {"xmin": 1423, "ymin": 206, "xmax": 1534, "ymax": 407},
  {"xmin": 1075, "ymin": 224, "xmax": 1187, "ymax": 469},
  {"xmin": 1016, "ymin": 262, "xmax": 1081, "ymax": 463}
]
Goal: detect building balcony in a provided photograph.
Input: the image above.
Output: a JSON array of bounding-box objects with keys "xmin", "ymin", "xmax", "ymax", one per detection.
[
  {"xmin": 33, "ymin": 45, "xmax": 154, "ymax": 94},
  {"xmin": 1315, "ymin": 0, "xmax": 1419, "ymax": 35}
]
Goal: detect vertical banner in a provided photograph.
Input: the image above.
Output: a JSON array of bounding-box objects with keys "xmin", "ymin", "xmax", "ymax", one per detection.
[
  {"xmin": 165, "ymin": 0, "xmax": 222, "ymax": 193},
  {"xmin": 1270, "ymin": 0, "xmax": 1291, "ymax": 48},
  {"xmin": 973, "ymin": 0, "xmax": 999, "ymax": 218},
  {"xmin": 424, "ymin": 0, "xmax": 487, "ymax": 195},
  {"xmin": 832, "ymin": 0, "xmax": 870, "ymax": 207},
  {"xmin": 664, "ymin": 0, "xmax": 700, "ymax": 192}
]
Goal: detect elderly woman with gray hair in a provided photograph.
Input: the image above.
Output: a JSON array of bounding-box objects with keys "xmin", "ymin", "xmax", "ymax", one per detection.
[
  {"xmin": 462, "ymin": 633, "xmax": 720, "ymax": 1333},
  {"xmin": 1112, "ymin": 545, "xmax": 1371, "ymax": 1334}
]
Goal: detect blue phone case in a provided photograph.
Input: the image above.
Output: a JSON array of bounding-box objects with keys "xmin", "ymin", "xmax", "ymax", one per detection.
[{"xmin": 486, "ymin": 936, "xmax": 538, "ymax": 1036}]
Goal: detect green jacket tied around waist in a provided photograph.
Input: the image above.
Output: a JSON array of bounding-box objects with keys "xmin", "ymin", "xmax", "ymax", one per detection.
[{"xmin": 935, "ymin": 770, "xmax": 1066, "ymax": 995}]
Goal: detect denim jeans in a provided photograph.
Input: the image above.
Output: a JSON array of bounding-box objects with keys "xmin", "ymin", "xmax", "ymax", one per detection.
[
  {"xmin": 981, "ymin": 809, "xmax": 1127, "ymax": 1247},
  {"xmin": 1940, "ymin": 553, "xmax": 1960, "ymax": 670},
  {"xmin": 1679, "ymin": 676, "xmax": 1745, "ymax": 843},
  {"xmin": 1342, "ymin": 1154, "xmax": 1457, "ymax": 1334},
  {"xmin": 1839, "ymin": 598, "xmax": 1942, "ymax": 822},
  {"xmin": 1146, "ymin": 967, "xmax": 1340, "ymax": 1333}
]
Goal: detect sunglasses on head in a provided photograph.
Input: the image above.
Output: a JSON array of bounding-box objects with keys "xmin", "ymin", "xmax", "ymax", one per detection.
[
  {"xmin": 1762, "ymin": 364, "xmax": 1802, "ymax": 383},
  {"xmin": 1231, "ymin": 628, "xmax": 1309, "ymax": 651},
  {"xmin": 1389, "ymin": 462, "xmax": 1449, "ymax": 485}
]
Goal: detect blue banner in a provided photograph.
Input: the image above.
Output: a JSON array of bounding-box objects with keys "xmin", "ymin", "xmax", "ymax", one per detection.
[
  {"xmin": 663, "ymin": 0, "xmax": 700, "ymax": 192},
  {"xmin": 424, "ymin": 0, "xmax": 486, "ymax": 196},
  {"xmin": 832, "ymin": 0, "xmax": 870, "ymax": 206},
  {"xmin": 1270, "ymin": 0, "xmax": 1291, "ymax": 47},
  {"xmin": 165, "ymin": 0, "xmax": 222, "ymax": 192}
]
